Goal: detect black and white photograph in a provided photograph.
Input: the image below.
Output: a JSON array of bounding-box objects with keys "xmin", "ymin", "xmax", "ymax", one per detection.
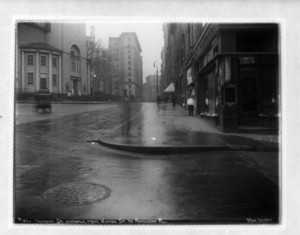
[
  {"xmin": 14, "ymin": 20, "xmax": 280, "ymax": 224},
  {"xmin": 1, "ymin": 0, "xmax": 300, "ymax": 235}
]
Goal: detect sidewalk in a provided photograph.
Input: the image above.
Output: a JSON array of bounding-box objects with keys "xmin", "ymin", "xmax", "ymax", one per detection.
[{"xmin": 96, "ymin": 103, "xmax": 279, "ymax": 153}]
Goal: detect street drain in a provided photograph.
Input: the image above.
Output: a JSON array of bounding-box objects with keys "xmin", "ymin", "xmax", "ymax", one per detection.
[{"xmin": 43, "ymin": 183, "xmax": 111, "ymax": 206}]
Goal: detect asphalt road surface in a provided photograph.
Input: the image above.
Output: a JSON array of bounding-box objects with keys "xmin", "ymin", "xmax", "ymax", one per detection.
[{"xmin": 14, "ymin": 102, "xmax": 279, "ymax": 224}]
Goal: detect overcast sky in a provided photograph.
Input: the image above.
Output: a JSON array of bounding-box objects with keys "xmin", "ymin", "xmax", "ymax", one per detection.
[{"xmin": 86, "ymin": 22, "xmax": 164, "ymax": 83}]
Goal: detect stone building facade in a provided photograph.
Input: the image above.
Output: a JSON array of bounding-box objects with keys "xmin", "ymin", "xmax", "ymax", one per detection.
[
  {"xmin": 143, "ymin": 74, "xmax": 161, "ymax": 102},
  {"xmin": 16, "ymin": 22, "xmax": 90, "ymax": 96}
]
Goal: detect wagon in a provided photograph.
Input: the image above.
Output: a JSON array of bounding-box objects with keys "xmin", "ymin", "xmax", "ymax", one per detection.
[{"xmin": 35, "ymin": 90, "xmax": 52, "ymax": 113}]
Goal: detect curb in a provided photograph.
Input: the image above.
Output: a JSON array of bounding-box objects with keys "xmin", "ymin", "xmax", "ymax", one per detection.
[{"xmin": 89, "ymin": 139, "xmax": 279, "ymax": 154}]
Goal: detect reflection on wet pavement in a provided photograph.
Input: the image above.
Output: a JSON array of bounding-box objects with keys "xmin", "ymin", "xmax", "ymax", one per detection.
[{"xmin": 14, "ymin": 102, "xmax": 279, "ymax": 223}]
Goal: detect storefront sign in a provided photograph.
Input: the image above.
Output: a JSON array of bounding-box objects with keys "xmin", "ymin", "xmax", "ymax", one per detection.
[{"xmin": 240, "ymin": 57, "xmax": 256, "ymax": 65}]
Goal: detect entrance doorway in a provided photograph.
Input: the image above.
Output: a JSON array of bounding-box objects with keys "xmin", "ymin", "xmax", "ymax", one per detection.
[
  {"xmin": 239, "ymin": 70, "xmax": 259, "ymax": 126},
  {"xmin": 40, "ymin": 73, "xmax": 47, "ymax": 90},
  {"xmin": 73, "ymin": 80, "xmax": 78, "ymax": 96}
]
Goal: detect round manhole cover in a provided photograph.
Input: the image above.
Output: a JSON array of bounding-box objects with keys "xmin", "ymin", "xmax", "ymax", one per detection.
[{"xmin": 43, "ymin": 183, "xmax": 111, "ymax": 206}]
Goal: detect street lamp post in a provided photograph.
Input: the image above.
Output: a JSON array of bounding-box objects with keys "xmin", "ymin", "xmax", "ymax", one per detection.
[
  {"xmin": 91, "ymin": 73, "xmax": 96, "ymax": 98},
  {"xmin": 154, "ymin": 61, "xmax": 159, "ymax": 102}
]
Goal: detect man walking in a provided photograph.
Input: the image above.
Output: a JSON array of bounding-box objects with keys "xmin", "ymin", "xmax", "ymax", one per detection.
[{"xmin": 187, "ymin": 96, "xmax": 195, "ymax": 116}]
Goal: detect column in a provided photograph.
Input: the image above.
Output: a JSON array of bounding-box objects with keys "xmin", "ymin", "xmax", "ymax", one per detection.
[
  {"xmin": 59, "ymin": 55, "xmax": 62, "ymax": 93},
  {"xmin": 35, "ymin": 52, "xmax": 39, "ymax": 91},
  {"xmin": 49, "ymin": 53, "xmax": 52, "ymax": 92},
  {"xmin": 21, "ymin": 51, "xmax": 25, "ymax": 91}
]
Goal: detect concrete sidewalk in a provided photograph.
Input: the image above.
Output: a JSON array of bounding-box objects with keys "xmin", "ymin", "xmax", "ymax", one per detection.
[{"xmin": 96, "ymin": 103, "xmax": 279, "ymax": 153}]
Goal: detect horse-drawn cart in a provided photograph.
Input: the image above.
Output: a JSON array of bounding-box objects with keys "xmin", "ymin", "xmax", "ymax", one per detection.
[{"xmin": 35, "ymin": 90, "xmax": 52, "ymax": 113}]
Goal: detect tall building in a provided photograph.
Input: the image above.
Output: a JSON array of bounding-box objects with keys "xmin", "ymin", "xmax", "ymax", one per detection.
[
  {"xmin": 143, "ymin": 74, "xmax": 161, "ymax": 102},
  {"xmin": 162, "ymin": 23, "xmax": 279, "ymax": 133},
  {"xmin": 16, "ymin": 22, "xmax": 90, "ymax": 96},
  {"xmin": 109, "ymin": 32, "xmax": 143, "ymax": 101}
]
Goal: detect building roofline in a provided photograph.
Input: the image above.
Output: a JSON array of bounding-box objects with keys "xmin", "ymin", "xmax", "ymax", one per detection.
[
  {"xmin": 19, "ymin": 42, "xmax": 63, "ymax": 53},
  {"xmin": 119, "ymin": 32, "xmax": 142, "ymax": 52}
]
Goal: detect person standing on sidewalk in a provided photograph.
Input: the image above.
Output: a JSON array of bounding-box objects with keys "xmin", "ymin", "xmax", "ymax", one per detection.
[
  {"xmin": 172, "ymin": 95, "xmax": 177, "ymax": 109},
  {"xmin": 187, "ymin": 96, "xmax": 195, "ymax": 116}
]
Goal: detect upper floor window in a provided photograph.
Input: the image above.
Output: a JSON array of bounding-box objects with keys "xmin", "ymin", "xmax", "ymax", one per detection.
[
  {"xmin": 27, "ymin": 55, "xmax": 34, "ymax": 66},
  {"xmin": 71, "ymin": 52, "xmax": 76, "ymax": 71},
  {"xmin": 41, "ymin": 55, "xmax": 47, "ymax": 66},
  {"xmin": 70, "ymin": 45, "xmax": 81, "ymax": 73},
  {"xmin": 52, "ymin": 57, "xmax": 57, "ymax": 68}
]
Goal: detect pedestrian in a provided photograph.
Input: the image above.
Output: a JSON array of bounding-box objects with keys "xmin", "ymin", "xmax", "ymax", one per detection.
[
  {"xmin": 157, "ymin": 95, "xmax": 161, "ymax": 111},
  {"xmin": 187, "ymin": 96, "xmax": 195, "ymax": 116},
  {"xmin": 172, "ymin": 95, "xmax": 177, "ymax": 108}
]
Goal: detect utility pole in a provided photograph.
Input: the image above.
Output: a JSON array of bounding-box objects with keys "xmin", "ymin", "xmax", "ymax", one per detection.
[{"xmin": 154, "ymin": 61, "xmax": 159, "ymax": 102}]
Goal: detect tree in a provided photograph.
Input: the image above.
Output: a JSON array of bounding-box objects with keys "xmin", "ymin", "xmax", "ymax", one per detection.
[
  {"xmin": 87, "ymin": 39, "xmax": 103, "ymax": 71},
  {"xmin": 87, "ymin": 39, "xmax": 113, "ymax": 95}
]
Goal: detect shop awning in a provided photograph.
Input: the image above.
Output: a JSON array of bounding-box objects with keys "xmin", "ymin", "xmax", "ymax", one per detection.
[{"xmin": 163, "ymin": 83, "xmax": 175, "ymax": 93}]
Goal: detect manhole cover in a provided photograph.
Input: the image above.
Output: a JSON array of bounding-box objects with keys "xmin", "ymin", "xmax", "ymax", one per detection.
[{"xmin": 43, "ymin": 183, "xmax": 111, "ymax": 206}]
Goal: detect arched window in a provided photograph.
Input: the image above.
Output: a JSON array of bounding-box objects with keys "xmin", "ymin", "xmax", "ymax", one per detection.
[{"xmin": 70, "ymin": 45, "xmax": 81, "ymax": 73}]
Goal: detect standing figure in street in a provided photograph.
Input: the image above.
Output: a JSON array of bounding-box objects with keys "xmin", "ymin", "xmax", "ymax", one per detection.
[
  {"xmin": 172, "ymin": 95, "xmax": 177, "ymax": 109},
  {"xmin": 120, "ymin": 98, "xmax": 132, "ymax": 136},
  {"xmin": 187, "ymin": 96, "xmax": 195, "ymax": 116},
  {"xmin": 157, "ymin": 95, "xmax": 162, "ymax": 112}
]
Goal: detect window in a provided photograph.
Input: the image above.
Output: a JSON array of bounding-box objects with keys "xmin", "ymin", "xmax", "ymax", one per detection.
[
  {"xmin": 71, "ymin": 52, "xmax": 76, "ymax": 71},
  {"xmin": 128, "ymin": 61, "xmax": 131, "ymax": 65},
  {"xmin": 128, "ymin": 72, "xmax": 131, "ymax": 76},
  {"xmin": 128, "ymin": 67, "xmax": 131, "ymax": 71},
  {"xmin": 129, "ymin": 78, "xmax": 131, "ymax": 82},
  {"xmin": 41, "ymin": 55, "xmax": 47, "ymax": 66},
  {"xmin": 52, "ymin": 57, "xmax": 57, "ymax": 68},
  {"xmin": 52, "ymin": 74, "xmax": 57, "ymax": 86},
  {"xmin": 70, "ymin": 45, "xmax": 81, "ymax": 73},
  {"xmin": 129, "ymin": 85, "xmax": 131, "ymax": 89},
  {"xmin": 27, "ymin": 55, "xmax": 34, "ymax": 66},
  {"xmin": 128, "ymin": 49, "xmax": 131, "ymax": 53},
  {"xmin": 128, "ymin": 55, "xmax": 131, "ymax": 59},
  {"xmin": 27, "ymin": 73, "xmax": 34, "ymax": 85}
]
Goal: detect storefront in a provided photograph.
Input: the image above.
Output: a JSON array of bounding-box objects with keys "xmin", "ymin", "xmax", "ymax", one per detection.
[{"xmin": 197, "ymin": 53, "xmax": 279, "ymax": 132}]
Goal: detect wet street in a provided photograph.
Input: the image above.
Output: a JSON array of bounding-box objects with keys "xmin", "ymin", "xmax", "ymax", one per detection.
[{"xmin": 14, "ymin": 102, "xmax": 279, "ymax": 224}]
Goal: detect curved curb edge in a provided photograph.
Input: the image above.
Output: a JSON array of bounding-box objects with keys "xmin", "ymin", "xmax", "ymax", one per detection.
[{"xmin": 88, "ymin": 139, "xmax": 279, "ymax": 154}]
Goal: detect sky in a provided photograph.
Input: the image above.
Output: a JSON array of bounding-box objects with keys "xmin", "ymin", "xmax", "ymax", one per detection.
[{"xmin": 86, "ymin": 22, "xmax": 164, "ymax": 83}]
